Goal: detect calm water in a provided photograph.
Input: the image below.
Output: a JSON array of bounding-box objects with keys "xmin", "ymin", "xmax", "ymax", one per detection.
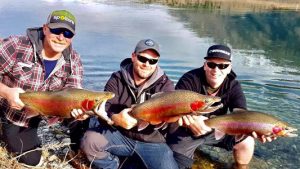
[{"xmin": 0, "ymin": 0, "xmax": 299, "ymax": 168}]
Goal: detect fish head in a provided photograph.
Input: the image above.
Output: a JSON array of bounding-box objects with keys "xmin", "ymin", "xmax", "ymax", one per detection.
[
  {"xmin": 273, "ymin": 125, "xmax": 298, "ymax": 137},
  {"xmin": 81, "ymin": 91, "xmax": 115, "ymax": 111},
  {"xmin": 191, "ymin": 95, "xmax": 222, "ymax": 113}
]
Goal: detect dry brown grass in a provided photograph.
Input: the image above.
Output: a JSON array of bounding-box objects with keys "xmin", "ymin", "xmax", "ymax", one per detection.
[
  {"xmin": 146, "ymin": 0, "xmax": 300, "ymax": 10},
  {"xmin": 0, "ymin": 146, "xmax": 23, "ymax": 169},
  {"xmin": 0, "ymin": 142, "xmax": 74, "ymax": 169}
]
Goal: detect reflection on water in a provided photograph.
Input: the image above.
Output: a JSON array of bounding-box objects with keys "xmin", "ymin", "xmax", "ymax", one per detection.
[{"xmin": 0, "ymin": 0, "xmax": 299, "ymax": 168}]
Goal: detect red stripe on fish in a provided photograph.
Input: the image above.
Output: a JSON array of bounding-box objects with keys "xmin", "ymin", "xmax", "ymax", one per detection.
[{"xmin": 133, "ymin": 103, "xmax": 187, "ymax": 123}]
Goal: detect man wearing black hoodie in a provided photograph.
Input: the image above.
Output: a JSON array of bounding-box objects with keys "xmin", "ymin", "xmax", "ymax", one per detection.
[
  {"xmin": 81, "ymin": 39, "xmax": 178, "ymax": 169},
  {"xmin": 167, "ymin": 45, "xmax": 276, "ymax": 169},
  {"xmin": 0, "ymin": 10, "xmax": 87, "ymax": 166}
]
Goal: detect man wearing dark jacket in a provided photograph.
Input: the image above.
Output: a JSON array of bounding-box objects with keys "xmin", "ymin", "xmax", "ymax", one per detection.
[
  {"xmin": 167, "ymin": 45, "xmax": 275, "ymax": 169},
  {"xmin": 0, "ymin": 10, "xmax": 87, "ymax": 167},
  {"xmin": 81, "ymin": 39, "xmax": 178, "ymax": 169}
]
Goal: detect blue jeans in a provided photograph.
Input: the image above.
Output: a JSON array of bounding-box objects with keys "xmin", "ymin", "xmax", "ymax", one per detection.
[{"xmin": 81, "ymin": 125, "xmax": 178, "ymax": 169}]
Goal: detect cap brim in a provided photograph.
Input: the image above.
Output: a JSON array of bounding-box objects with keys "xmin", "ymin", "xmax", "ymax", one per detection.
[
  {"xmin": 48, "ymin": 23, "xmax": 75, "ymax": 34},
  {"xmin": 136, "ymin": 47, "xmax": 160, "ymax": 56},
  {"xmin": 204, "ymin": 56, "xmax": 231, "ymax": 61}
]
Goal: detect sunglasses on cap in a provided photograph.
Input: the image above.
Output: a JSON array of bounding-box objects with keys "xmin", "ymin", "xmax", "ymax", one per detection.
[
  {"xmin": 206, "ymin": 62, "xmax": 230, "ymax": 70},
  {"xmin": 137, "ymin": 55, "xmax": 159, "ymax": 65},
  {"xmin": 49, "ymin": 28, "xmax": 74, "ymax": 39}
]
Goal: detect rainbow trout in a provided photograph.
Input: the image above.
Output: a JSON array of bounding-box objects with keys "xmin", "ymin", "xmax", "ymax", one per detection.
[
  {"xmin": 19, "ymin": 88, "xmax": 115, "ymax": 123},
  {"xmin": 204, "ymin": 110, "xmax": 298, "ymax": 140},
  {"xmin": 130, "ymin": 90, "xmax": 223, "ymax": 131}
]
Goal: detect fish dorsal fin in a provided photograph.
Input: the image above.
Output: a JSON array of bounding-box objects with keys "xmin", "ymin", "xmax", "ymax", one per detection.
[
  {"xmin": 151, "ymin": 92, "xmax": 164, "ymax": 99},
  {"xmin": 214, "ymin": 129, "xmax": 225, "ymax": 140},
  {"xmin": 154, "ymin": 122, "xmax": 168, "ymax": 130},
  {"xmin": 137, "ymin": 121, "xmax": 150, "ymax": 131}
]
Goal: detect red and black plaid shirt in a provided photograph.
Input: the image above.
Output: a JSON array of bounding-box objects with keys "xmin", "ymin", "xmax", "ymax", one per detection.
[{"xmin": 0, "ymin": 35, "xmax": 83, "ymax": 127}]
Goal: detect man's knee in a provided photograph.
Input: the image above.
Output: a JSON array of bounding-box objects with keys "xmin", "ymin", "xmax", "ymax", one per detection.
[
  {"xmin": 234, "ymin": 136, "xmax": 255, "ymax": 151},
  {"xmin": 233, "ymin": 136, "xmax": 255, "ymax": 165},
  {"xmin": 81, "ymin": 130, "xmax": 109, "ymax": 161}
]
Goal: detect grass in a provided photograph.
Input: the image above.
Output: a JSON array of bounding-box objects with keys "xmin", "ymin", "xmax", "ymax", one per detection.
[
  {"xmin": 0, "ymin": 142, "xmax": 76, "ymax": 169},
  {"xmin": 144, "ymin": 0, "xmax": 300, "ymax": 10}
]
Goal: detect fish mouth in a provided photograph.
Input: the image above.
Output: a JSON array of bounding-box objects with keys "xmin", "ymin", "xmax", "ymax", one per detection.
[
  {"xmin": 284, "ymin": 127, "xmax": 298, "ymax": 137},
  {"xmin": 203, "ymin": 103, "xmax": 223, "ymax": 113},
  {"xmin": 93, "ymin": 100, "xmax": 114, "ymax": 125}
]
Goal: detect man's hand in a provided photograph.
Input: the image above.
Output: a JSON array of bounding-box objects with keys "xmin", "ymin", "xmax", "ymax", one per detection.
[
  {"xmin": 251, "ymin": 131, "xmax": 277, "ymax": 143},
  {"xmin": 71, "ymin": 109, "xmax": 90, "ymax": 121},
  {"xmin": 111, "ymin": 108, "xmax": 137, "ymax": 130},
  {"xmin": 178, "ymin": 115, "xmax": 212, "ymax": 137},
  {"xmin": 5, "ymin": 87, "xmax": 25, "ymax": 110}
]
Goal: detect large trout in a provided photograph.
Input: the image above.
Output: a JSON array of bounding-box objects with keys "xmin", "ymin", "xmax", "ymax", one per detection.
[
  {"xmin": 19, "ymin": 88, "xmax": 115, "ymax": 124},
  {"xmin": 130, "ymin": 90, "xmax": 223, "ymax": 131},
  {"xmin": 204, "ymin": 110, "xmax": 297, "ymax": 140}
]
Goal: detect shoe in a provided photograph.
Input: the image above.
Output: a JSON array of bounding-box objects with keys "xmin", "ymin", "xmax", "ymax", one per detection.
[{"xmin": 20, "ymin": 156, "xmax": 44, "ymax": 168}]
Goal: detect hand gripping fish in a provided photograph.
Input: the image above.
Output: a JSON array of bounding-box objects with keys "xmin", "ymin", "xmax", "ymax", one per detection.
[
  {"xmin": 19, "ymin": 88, "xmax": 115, "ymax": 124},
  {"xmin": 204, "ymin": 110, "xmax": 298, "ymax": 140},
  {"xmin": 130, "ymin": 90, "xmax": 223, "ymax": 131}
]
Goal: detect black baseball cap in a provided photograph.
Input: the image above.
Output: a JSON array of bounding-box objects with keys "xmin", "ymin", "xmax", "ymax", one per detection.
[{"xmin": 204, "ymin": 45, "xmax": 231, "ymax": 61}]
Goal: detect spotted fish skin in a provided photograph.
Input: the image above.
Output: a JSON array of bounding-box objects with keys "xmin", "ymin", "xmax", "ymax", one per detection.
[
  {"xmin": 19, "ymin": 88, "xmax": 115, "ymax": 119},
  {"xmin": 130, "ymin": 90, "xmax": 222, "ymax": 130},
  {"xmin": 204, "ymin": 110, "xmax": 298, "ymax": 138}
]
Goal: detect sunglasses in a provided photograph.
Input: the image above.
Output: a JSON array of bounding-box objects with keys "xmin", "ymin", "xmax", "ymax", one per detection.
[
  {"xmin": 206, "ymin": 62, "xmax": 230, "ymax": 70},
  {"xmin": 137, "ymin": 55, "xmax": 159, "ymax": 65},
  {"xmin": 49, "ymin": 28, "xmax": 74, "ymax": 39}
]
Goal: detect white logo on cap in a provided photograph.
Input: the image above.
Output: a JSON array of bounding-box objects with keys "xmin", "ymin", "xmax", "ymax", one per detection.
[
  {"xmin": 145, "ymin": 39, "xmax": 155, "ymax": 46},
  {"xmin": 53, "ymin": 15, "xmax": 75, "ymax": 25},
  {"xmin": 209, "ymin": 49, "xmax": 230, "ymax": 56}
]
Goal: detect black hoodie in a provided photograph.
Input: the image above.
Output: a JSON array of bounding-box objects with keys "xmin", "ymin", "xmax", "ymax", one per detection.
[
  {"xmin": 104, "ymin": 58, "xmax": 175, "ymax": 143},
  {"xmin": 175, "ymin": 66, "xmax": 247, "ymax": 117}
]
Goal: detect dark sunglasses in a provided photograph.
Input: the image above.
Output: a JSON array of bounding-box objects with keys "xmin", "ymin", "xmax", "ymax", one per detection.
[
  {"xmin": 206, "ymin": 62, "xmax": 230, "ymax": 70},
  {"xmin": 49, "ymin": 28, "xmax": 74, "ymax": 39},
  {"xmin": 137, "ymin": 55, "xmax": 159, "ymax": 65}
]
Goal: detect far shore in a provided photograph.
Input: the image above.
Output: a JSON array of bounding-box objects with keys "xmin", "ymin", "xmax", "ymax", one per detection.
[{"xmin": 145, "ymin": 0, "xmax": 300, "ymax": 11}]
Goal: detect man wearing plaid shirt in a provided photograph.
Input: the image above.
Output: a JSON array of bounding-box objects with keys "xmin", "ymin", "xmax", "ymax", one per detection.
[{"xmin": 0, "ymin": 10, "xmax": 87, "ymax": 166}]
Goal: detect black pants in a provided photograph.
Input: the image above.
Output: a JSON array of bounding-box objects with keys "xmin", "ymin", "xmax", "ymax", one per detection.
[
  {"xmin": 66, "ymin": 118, "xmax": 90, "ymax": 152},
  {"xmin": 0, "ymin": 117, "xmax": 42, "ymax": 166},
  {"xmin": 0, "ymin": 116, "xmax": 90, "ymax": 166}
]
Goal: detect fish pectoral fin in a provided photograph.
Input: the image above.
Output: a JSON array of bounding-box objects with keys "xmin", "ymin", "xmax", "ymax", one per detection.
[
  {"xmin": 214, "ymin": 129, "xmax": 226, "ymax": 140},
  {"xmin": 23, "ymin": 107, "xmax": 40, "ymax": 118},
  {"xmin": 154, "ymin": 122, "xmax": 168, "ymax": 130},
  {"xmin": 235, "ymin": 135, "xmax": 247, "ymax": 142},
  {"xmin": 47, "ymin": 117, "xmax": 63, "ymax": 126},
  {"xmin": 137, "ymin": 121, "xmax": 149, "ymax": 131}
]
